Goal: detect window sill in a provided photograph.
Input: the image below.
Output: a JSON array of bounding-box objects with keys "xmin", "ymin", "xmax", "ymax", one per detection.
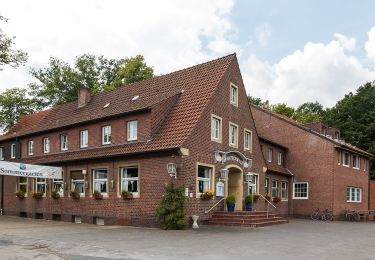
[
  {"xmin": 292, "ymin": 197, "xmax": 309, "ymax": 200},
  {"xmin": 346, "ymin": 201, "xmax": 362, "ymax": 203}
]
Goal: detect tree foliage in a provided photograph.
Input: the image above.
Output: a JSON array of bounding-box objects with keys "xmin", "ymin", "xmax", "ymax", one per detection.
[
  {"xmin": 0, "ymin": 16, "xmax": 28, "ymax": 70},
  {"xmin": 156, "ymin": 183, "xmax": 186, "ymax": 230},
  {"xmin": 271, "ymin": 103, "xmax": 295, "ymax": 118},
  {"xmin": 248, "ymin": 95, "xmax": 263, "ymax": 106}
]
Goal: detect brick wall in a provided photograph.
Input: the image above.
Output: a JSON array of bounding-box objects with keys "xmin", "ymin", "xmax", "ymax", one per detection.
[{"xmin": 370, "ymin": 181, "xmax": 375, "ymax": 210}]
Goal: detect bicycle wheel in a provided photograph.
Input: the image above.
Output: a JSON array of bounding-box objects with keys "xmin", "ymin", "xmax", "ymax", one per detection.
[
  {"xmin": 323, "ymin": 213, "xmax": 333, "ymax": 221},
  {"xmin": 311, "ymin": 212, "xmax": 320, "ymax": 220},
  {"xmin": 353, "ymin": 213, "xmax": 360, "ymax": 222}
]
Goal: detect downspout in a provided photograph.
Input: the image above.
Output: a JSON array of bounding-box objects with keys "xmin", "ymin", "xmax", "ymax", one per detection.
[{"xmin": 1, "ymin": 175, "xmax": 3, "ymax": 215}]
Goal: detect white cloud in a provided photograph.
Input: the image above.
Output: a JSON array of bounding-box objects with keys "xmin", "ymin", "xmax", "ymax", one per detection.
[
  {"xmin": 365, "ymin": 26, "xmax": 375, "ymax": 62},
  {"xmin": 0, "ymin": 0, "xmax": 238, "ymax": 91},
  {"xmin": 255, "ymin": 23, "xmax": 272, "ymax": 46},
  {"xmin": 242, "ymin": 33, "xmax": 375, "ymax": 107}
]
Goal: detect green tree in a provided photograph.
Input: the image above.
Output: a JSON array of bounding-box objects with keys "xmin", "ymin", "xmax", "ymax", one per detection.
[
  {"xmin": 323, "ymin": 82, "xmax": 375, "ymax": 179},
  {"xmin": 0, "ymin": 88, "xmax": 40, "ymax": 132},
  {"xmin": 292, "ymin": 101, "xmax": 324, "ymax": 124},
  {"xmin": 248, "ymin": 95, "xmax": 263, "ymax": 106},
  {"xmin": 272, "ymin": 103, "xmax": 295, "ymax": 118},
  {"xmin": 156, "ymin": 183, "xmax": 186, "ymax": 230},
  {"xmin": 0, "ymin": 16, "xmax": 28, "ymax": 70}
]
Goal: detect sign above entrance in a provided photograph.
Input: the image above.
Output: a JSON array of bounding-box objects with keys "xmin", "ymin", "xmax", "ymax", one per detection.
[
  {"xmin": 0, "ymin": 161, "xmax": 62, "ymax": 179},
  {"xmin": 214, "ymin": 150, "xmax": 252, "ymax": 169}
]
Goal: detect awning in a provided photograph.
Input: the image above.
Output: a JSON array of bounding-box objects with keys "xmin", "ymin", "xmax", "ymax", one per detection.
[{"xmin": 0, "ymin": 161, "xmax": 62, "ymax": 179}]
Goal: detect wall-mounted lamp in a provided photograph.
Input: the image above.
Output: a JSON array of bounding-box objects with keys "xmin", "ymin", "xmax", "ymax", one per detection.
[
  {"xmin": 82, "ymin": 169, "xmax": 87, "ymax": 175},
  {"xmin": 167, "ymin": 162, "xmax": 177, "ymax": 179},
  {"xmin": 111, "ymin": 179, "xmax": 114, "ymax": 189},
  {"xmin": 219, "ymin": 169, "xmax": 229, "ymax": 182}
]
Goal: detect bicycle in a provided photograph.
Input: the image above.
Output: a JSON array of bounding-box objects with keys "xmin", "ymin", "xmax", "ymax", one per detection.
[
  {"xmin": 344, "ymin": 209, "xmax": 360, "ymax": 222},
  {"xmin": 311, "ymin": 208, "xmax": 333, "ymax": 221}
]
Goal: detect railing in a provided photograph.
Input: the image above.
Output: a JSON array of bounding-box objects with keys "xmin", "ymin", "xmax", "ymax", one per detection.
[
  {"xmin": 204, "ymin": 198, "xmax": 225, "ymax": 214},
  {"xmin": 259, "ymin": 194, "xmax": 276, "ymax": 218}
]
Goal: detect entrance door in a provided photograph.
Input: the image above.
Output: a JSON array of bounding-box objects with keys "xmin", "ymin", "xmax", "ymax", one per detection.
[{"xmin": 226, "ymin": 166, "xmax": 243, "ymax": 211}]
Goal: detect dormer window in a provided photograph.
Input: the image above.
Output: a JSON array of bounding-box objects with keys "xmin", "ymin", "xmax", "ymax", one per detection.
[
  {"xmin": 11, "ymin": 144, "xmax": 16, "ymax": 159},
  {"xmin": 268, "ymin": 148, "xmax": 273, "ymax": 162},
  {"xmin": 322, "ymin": 126, "xmax": 327, "ymax": 136},
  {"xmin": 335, "ymin": 131, "xmax": 340, "ymax": 139},
  {"xmin": 278, "ymin": 151, "xmax": 282, "ymax": 165},
  {"xmin": 342, "ymin": 151, "xmax": 350, "ymax": 167},
  {"xmin": 102, "ymin": 126, "xmax": 111, "ymax": 145},
  {"xmin": 127, "ymin": 121, "xmax": 138, "ymax": 141},
  {"xmin": 43, "ymin": 138, "xmax": 50, "ymax": 153},
  {"xmin": 61, "ymin": 134, "xmax": 68, "ymax": 151},
  {"xmin": 352, "ymin": 155, "xmax": 360, "ymax": 169},
  {"xmin": 28, "ymin": 140, "xmax": 34, "ymax": 156},
  {"xmin": 230, "ymin": 83, "xmax": 238, "ymax": 107}
]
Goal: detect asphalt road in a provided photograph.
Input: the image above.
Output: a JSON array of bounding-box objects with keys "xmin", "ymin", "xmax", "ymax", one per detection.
[{"xmin": 0, "ymin": 216, "xmax": 374, "ymax": 259}]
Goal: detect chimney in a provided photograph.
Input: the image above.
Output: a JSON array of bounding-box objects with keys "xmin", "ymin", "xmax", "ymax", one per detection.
[{"xmin": 78, "ymin": 87, "xmax": 91, "ymax": 108}]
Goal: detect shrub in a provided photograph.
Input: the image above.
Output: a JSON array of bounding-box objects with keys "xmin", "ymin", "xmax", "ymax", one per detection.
[
  {"xmin": 156, "ymin": 183, "xmax": 186, "ymax": 230},
  {"xmin": 121, "ymin": 191, "xmax": 133, "ymax": 200},
  {"xmin": 93, "ymin": 190, "xmax": 103, "ymax": 200},
  {"xmin": 200, "ymin": 189, "xmax": 214, "ymax": 200},
  {"xmin": 32, "ymin": 192, "xmax": 44, "ymax": 199},
  {"xmin": 226, "ymin": 195, "xmax": 236, "ymax": 205},
  {"xmin": 16, "ymin": 190, "xmax": 25, "ymax": 199},
  {"xmin": 70, "ymin": 190, "xmax": 80, "ymax": 199},
  {"xmin": 245, "ymin": 194, "xmax": 253, "ymax": 204},
  {"xmin": 51, "ymin": 189, "xmax": 60, "ymax": 199}
]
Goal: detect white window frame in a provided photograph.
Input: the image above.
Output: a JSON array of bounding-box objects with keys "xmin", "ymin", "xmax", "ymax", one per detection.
[
  {"xmin": 352, "ymin": 155, "xmax": 360, "ymax": 170},
  {"xmin": 277, "ymin": 151, "xmax": 282, "ymax": 165},
  {"xmin": 293, "ymin": 182, "xmax": 309, "ymax": 199},
  {"xmin": 127, "ymin": 120, "xmax": 138, "ymax": 141},
  {"xmin": 229, "ymin": 122, "xmax": 238, "ymax": 148},
  {"xmin": 61, "ymin": 134, "xmax": 68, "ymax": 151},
  {"xmin": 43, "ymin": 137, "xmax": 50, "ymax": 153},
  {"xmin": 346, "ymin": 187, "xmax": 362, "ymax": 203},
  {"xmin": 230, "ymin": 83, "xmax": 238, "ymax": 107},
  {"xmin": 281, "ymin": 181, "xmax": 288, "ymax": 201},
  {"xmin": 92, "ymin": 169, "xmax": 108, "ymax": 196},
  {"xmin": 27, "ymin": 141, "xmax": 34, "ymax": 156},
  {"xmin": 211, "ymin": 114, "xmax": 222, "ymax": 143},
  {"xmin": 196, "ymin": 163, "xmax": 214, "ymax": 197},
  {"xmin": 53, "ymin": 178, "xmax": 64, "ymax": 197},
  {"xmin": 268, "ymin": 148, "xmax": 273, "ymax": 162},
  {"xmin": 11, "ymin": 144, "xmax": 16, "ymax": 159},
  {"xmin": 71, "ymin": 171, "xmax": 85, "ymax": 196},
  {"xmin": 265, "ymin": 178, "xmax": 270, "ymax": 195},
  {"xmin": 35, "ymin": 178, "xmax": 46, "ymax": 195},
  {"xmin": 342, "ymin": 151, "xmax": 350, "ymax": 167},
  {"xmin": 271, "ymin": 180, "xmax": 278, "ymax": 199},
  {"xmin": 247, "ymin": 173, "xmax": 259, "ymax": 195},
  {"xmin": 244, "ymin": 129, "xmax": 252, "ymax": 152},
  {"xmin": 102, "ymin": 126, "xmax": 111, "ymax": 145},
  {"xmin": 364, "ymin": 159, "xmax": 367, "ymax": 172},
  {"xmin": 0, "ymin": 147, "xmax": 4, "ymax": 160},
  {"xmin": 120, "ymin": 166, "xmax": 139, "ymax": 197},
  {"xmin": 17, "ymin": 177, "xmax": 28, "ymax": 194},
  {"xmin": 80, "ymin": 130, "xmax": 88, "ymax": 148}
]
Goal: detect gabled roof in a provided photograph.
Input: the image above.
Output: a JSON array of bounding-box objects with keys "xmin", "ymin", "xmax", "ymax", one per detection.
[
  {"xmin": 1, "ymin": 54, "xmax": 236, "ymax": 162},
  {"xmin": 251, "ymin": 104, "xmax": 373, "ymax": 158}
]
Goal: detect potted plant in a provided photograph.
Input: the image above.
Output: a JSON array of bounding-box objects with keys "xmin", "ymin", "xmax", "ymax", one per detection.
[
  {"xmin": 32, "ymin": 192, "xmax": 44, "ymax": 199},
  {"xmin": 51, "ymin": 189, "xmax": 60, "ymax": 199},
  {"xmin": 70, "ymin": 190, "xmax": 80, "ymax": 200},
  {"xmin": 121, "ymin": 191, "xmax": 134, "ymax": 200},
  {"xmin": 226, "ymin": 195, "xmax": 236, "ymax": 212},
  {"xmin": 273, "ymin": 197, "xmax": 281, "ymax": 203},
  {"xmin": 16, "ymin": 190, "xmax": 26, "ymax": 199},
  {"xmin": 93, "ymin": 190, "xmax": 103, "ymax": 200},
  {"xmin": 200, "ymin": 190, "xmax": 214, "ymax": 201},
  {"xmin": 253, "ymin": 193, "xmax": 260, "ymax": 202},
  {"xmin": 245, "ymin": 194, "xmax": 253, "ymax": 211}
]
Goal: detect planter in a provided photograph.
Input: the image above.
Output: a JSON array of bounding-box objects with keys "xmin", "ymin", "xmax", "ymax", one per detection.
[
  {"xmin": 16, "ymin": 191, "xmax": 25, "ymax": 199},
  {"xmin": 93, "ymin": 191, "xmax": 103, "ymax": 200},
  {"xmin": 253, "ymin": 194, "xmax": 260, "ymax": 202},
  {"xmin": 273, "ymin": 197, "xmax": 281, "ymax": 203},
  {"xmin": 121, "ymin": 191, "xmax": 133, "ymax": 200},
  {"xmin": 245, "ymin": 203, "xmax": 252, "ymax": 211},
  {"xmin": 200, "ymin": 190, "xmax": 214, "ymax": 201},
  {"xmin": 51, "ymin": 189, "xmax": 60, "ymax": 199},
  {"xmin": 70, "ymin": 191, "xmax": 80, "ymax": 200},
  {"xmin": 227, "ymin": 203, "xmax": 235, "ymax": 212},
  {"xmin": 32, "ymin": 192, "xmax": 44, "ymax": 199}
]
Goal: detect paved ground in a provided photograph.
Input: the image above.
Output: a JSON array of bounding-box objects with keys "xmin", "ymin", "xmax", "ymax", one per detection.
[{"xmin": 0, "ymin": 216, "xmax": 375, "ymax": 260}]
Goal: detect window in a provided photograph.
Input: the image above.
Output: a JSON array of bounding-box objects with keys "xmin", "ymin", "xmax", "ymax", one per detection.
[
  {"xmin": 346, "ymin": 187, "xmax": 362, "ymax": 203},
  {"xmin": 71, "ymin": 171, "xmax": 85, "ymax": 196},
  {"xmin": 11, "ymin": 144, "xmax": 16, "ymax": 159},
  {"xmin": 268, "ymin": 148, "xmax": 273, "ymax": 162},
  {"xmin": 342, "ymin": 151, "xmax": 350, "ymax": 167},
  {"xmin": 278, "ymin": 152, "xmax": 282, "ymax": 165},
  {"xmin": 197, "ymin": 165, "xmax": 213, "ymax": 194},
  {"xmin": 352, "ymin": 155, "xmax": 360, "ymax": 169},
  {"xmin": 43, "ymin": 138, "xmax": 50, "ymax": 153},
  {"xmin": 281, "ymin": 181, "xmax": 288, "ymax": 201},
  {"xmin": 92, "ymin": 169, "xmax": 108, "ymax": 195},
  {"xmin": 271, "ymin": 180, "xmax": 278, "ymax": 198},
  {"xmin": 265, "ymin": 178, "xmax": 269, "ymax": 195},
  {"xmin": 127, "ymin": 121, "xmax": 138, "ymax": 141},
  {"xmin": 293, "ymin": 182, "xmax": 309, "ymax": 199},
  {"xmin": 0, "ymin": 147, "xmax": 3, "ymax": 160},
  {"xmin": 102, "ymin": 126, "xmax": 111, "ymax": 145},
  {"xmin": 35, "ymin": 178, "xmax": 46, "ymax": 194},
  {"xmin": 120, "ymin": 166, "xmax": 139, "ymax": 196},
  {"xmin": 61, "ymin": 134, "xmax": 68, "ymax": 151},
  {"xmin": 229, "ymin": 123, "xmax": 238, "ymax": 148},
  {"xmin": 335, "ymin": 132, "xmax": 340, "ymax": 139},
  {"xmin": 322, "ymin": 126, "xmax": 327, "ymax": 136},
  {"xmin": 17, "ymin": 177, "xmax": 28, "ymax": 193},
  {"xmin": 53, "ymin": 178, "xmax": 64, "ymax": 196},
  {"xmin": 230, "ymin": 83, "xmax": 238, "ymax": 106},
  {"xmin": 338, "ymin": 151, "xmax": 342, "ymax": 165},
  {"xmin": 244, "ymin": 130, "xmax": 252, "ymax": 151},
  {"xmin": 248, "ymin": 174, "xmax": 259, "ymax": 195},
  {"xmin": 364, "ymin": 159, "xmax": 367, "ymax": 172},
  {"xmin": 27, "ymin": 140, "xmax": 34, "ymax": 156},
  {"xmin": 211, "ymin": 115, "xmax": 222, "ymax": 143},
  {"xmin": 80, "ymin": 130, "xmax": 88, "ymax": 148}
]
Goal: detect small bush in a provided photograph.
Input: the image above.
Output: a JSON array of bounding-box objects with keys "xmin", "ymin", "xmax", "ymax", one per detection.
[
  {"xmin": 156, "ymin": 183, "xmax": 186, "ymax": 230},
  {"xmin": 245, "ymin": 194, "xmax": 253, "ymax": 204},
  {"xmin": 70, "ymin": 190, "xmax": 80, "ymax": 199},
  {"xmin": 16, "ymin": 190, "xmax": 26, "ymax": 199},
  {"xmin": 93, "ymin": 190, "xmax": 103, "ymax": 200},
  {"xmin": 200, "ymin": 189, "xmax": 214, "ymax": 200},
  {"xmin": 121, "ymin": 191, "xmax": 133, "ymax": 200},
  {"xmin": 51, "ymin": 189, "xmax": 60, "ymax": 199},
  {"xmin": 226, "ymin": 195, "xmax": 236, "ymax": 205},
  {"xmin": 32, "ymin": 192, "xmax": 44, "ymax": 199}
]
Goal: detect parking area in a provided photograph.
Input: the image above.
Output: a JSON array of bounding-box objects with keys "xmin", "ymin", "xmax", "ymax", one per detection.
[{"xmin": 0, "ymin": 216, "xmax": 375, "ymax": 260}]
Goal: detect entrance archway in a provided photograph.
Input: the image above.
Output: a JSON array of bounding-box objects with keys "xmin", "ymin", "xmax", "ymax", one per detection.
[{"xmin": 225, "ymin": 165, "xmax": 243, "ymax": 211}]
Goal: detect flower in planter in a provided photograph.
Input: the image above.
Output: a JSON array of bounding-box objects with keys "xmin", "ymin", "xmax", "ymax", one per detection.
[
  {"xmin": 121, "ymin": 191, "xmax": 133, "ymax": 200},
  {"xmin": 93, "ymin": 190, "xmax": 103, "ymax": 200},
  {"xmin": 253, "ymin": 193, "xmax": 260, "ymax": 202},
  {"xmin": 273, "ymin": 197, "xmax": 281, "ymax": 203},
  {"xmin": 200, "ymin": 189, "xmax": 215, "ymax": 201},
  {"xmin": 51, "ymin": 189, "xmax": 60, "ymax": 199},
  {"xmin": 32, "ymin": 192, "xmax": 44, "ymax": 199},
  {"xmin": 70, "ymin": 190, "xmax": 80, "ymax": 199},
  {"xmin": 16, "ymin": 190, "xmax": 26, "ymax": 199}
]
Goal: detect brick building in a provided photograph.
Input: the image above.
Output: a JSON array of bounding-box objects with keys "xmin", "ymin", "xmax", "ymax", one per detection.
[{"xmin": 251, "ymin": 105, "xmax": 373, "ymax": 218}]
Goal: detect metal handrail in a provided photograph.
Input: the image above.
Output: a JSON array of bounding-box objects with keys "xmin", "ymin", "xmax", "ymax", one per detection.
[
  {"xmin": 204, "ymin": 198, "xmax": 225, "ymax": 214},
  {"xmin": 258, "ymin": 194, "xmax": 276, "ymax": 218}
]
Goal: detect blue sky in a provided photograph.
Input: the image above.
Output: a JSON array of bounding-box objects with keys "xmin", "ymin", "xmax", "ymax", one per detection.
[{"xmin": 1, "ymin": 0, "xmax": 375, "ymax": 107}]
